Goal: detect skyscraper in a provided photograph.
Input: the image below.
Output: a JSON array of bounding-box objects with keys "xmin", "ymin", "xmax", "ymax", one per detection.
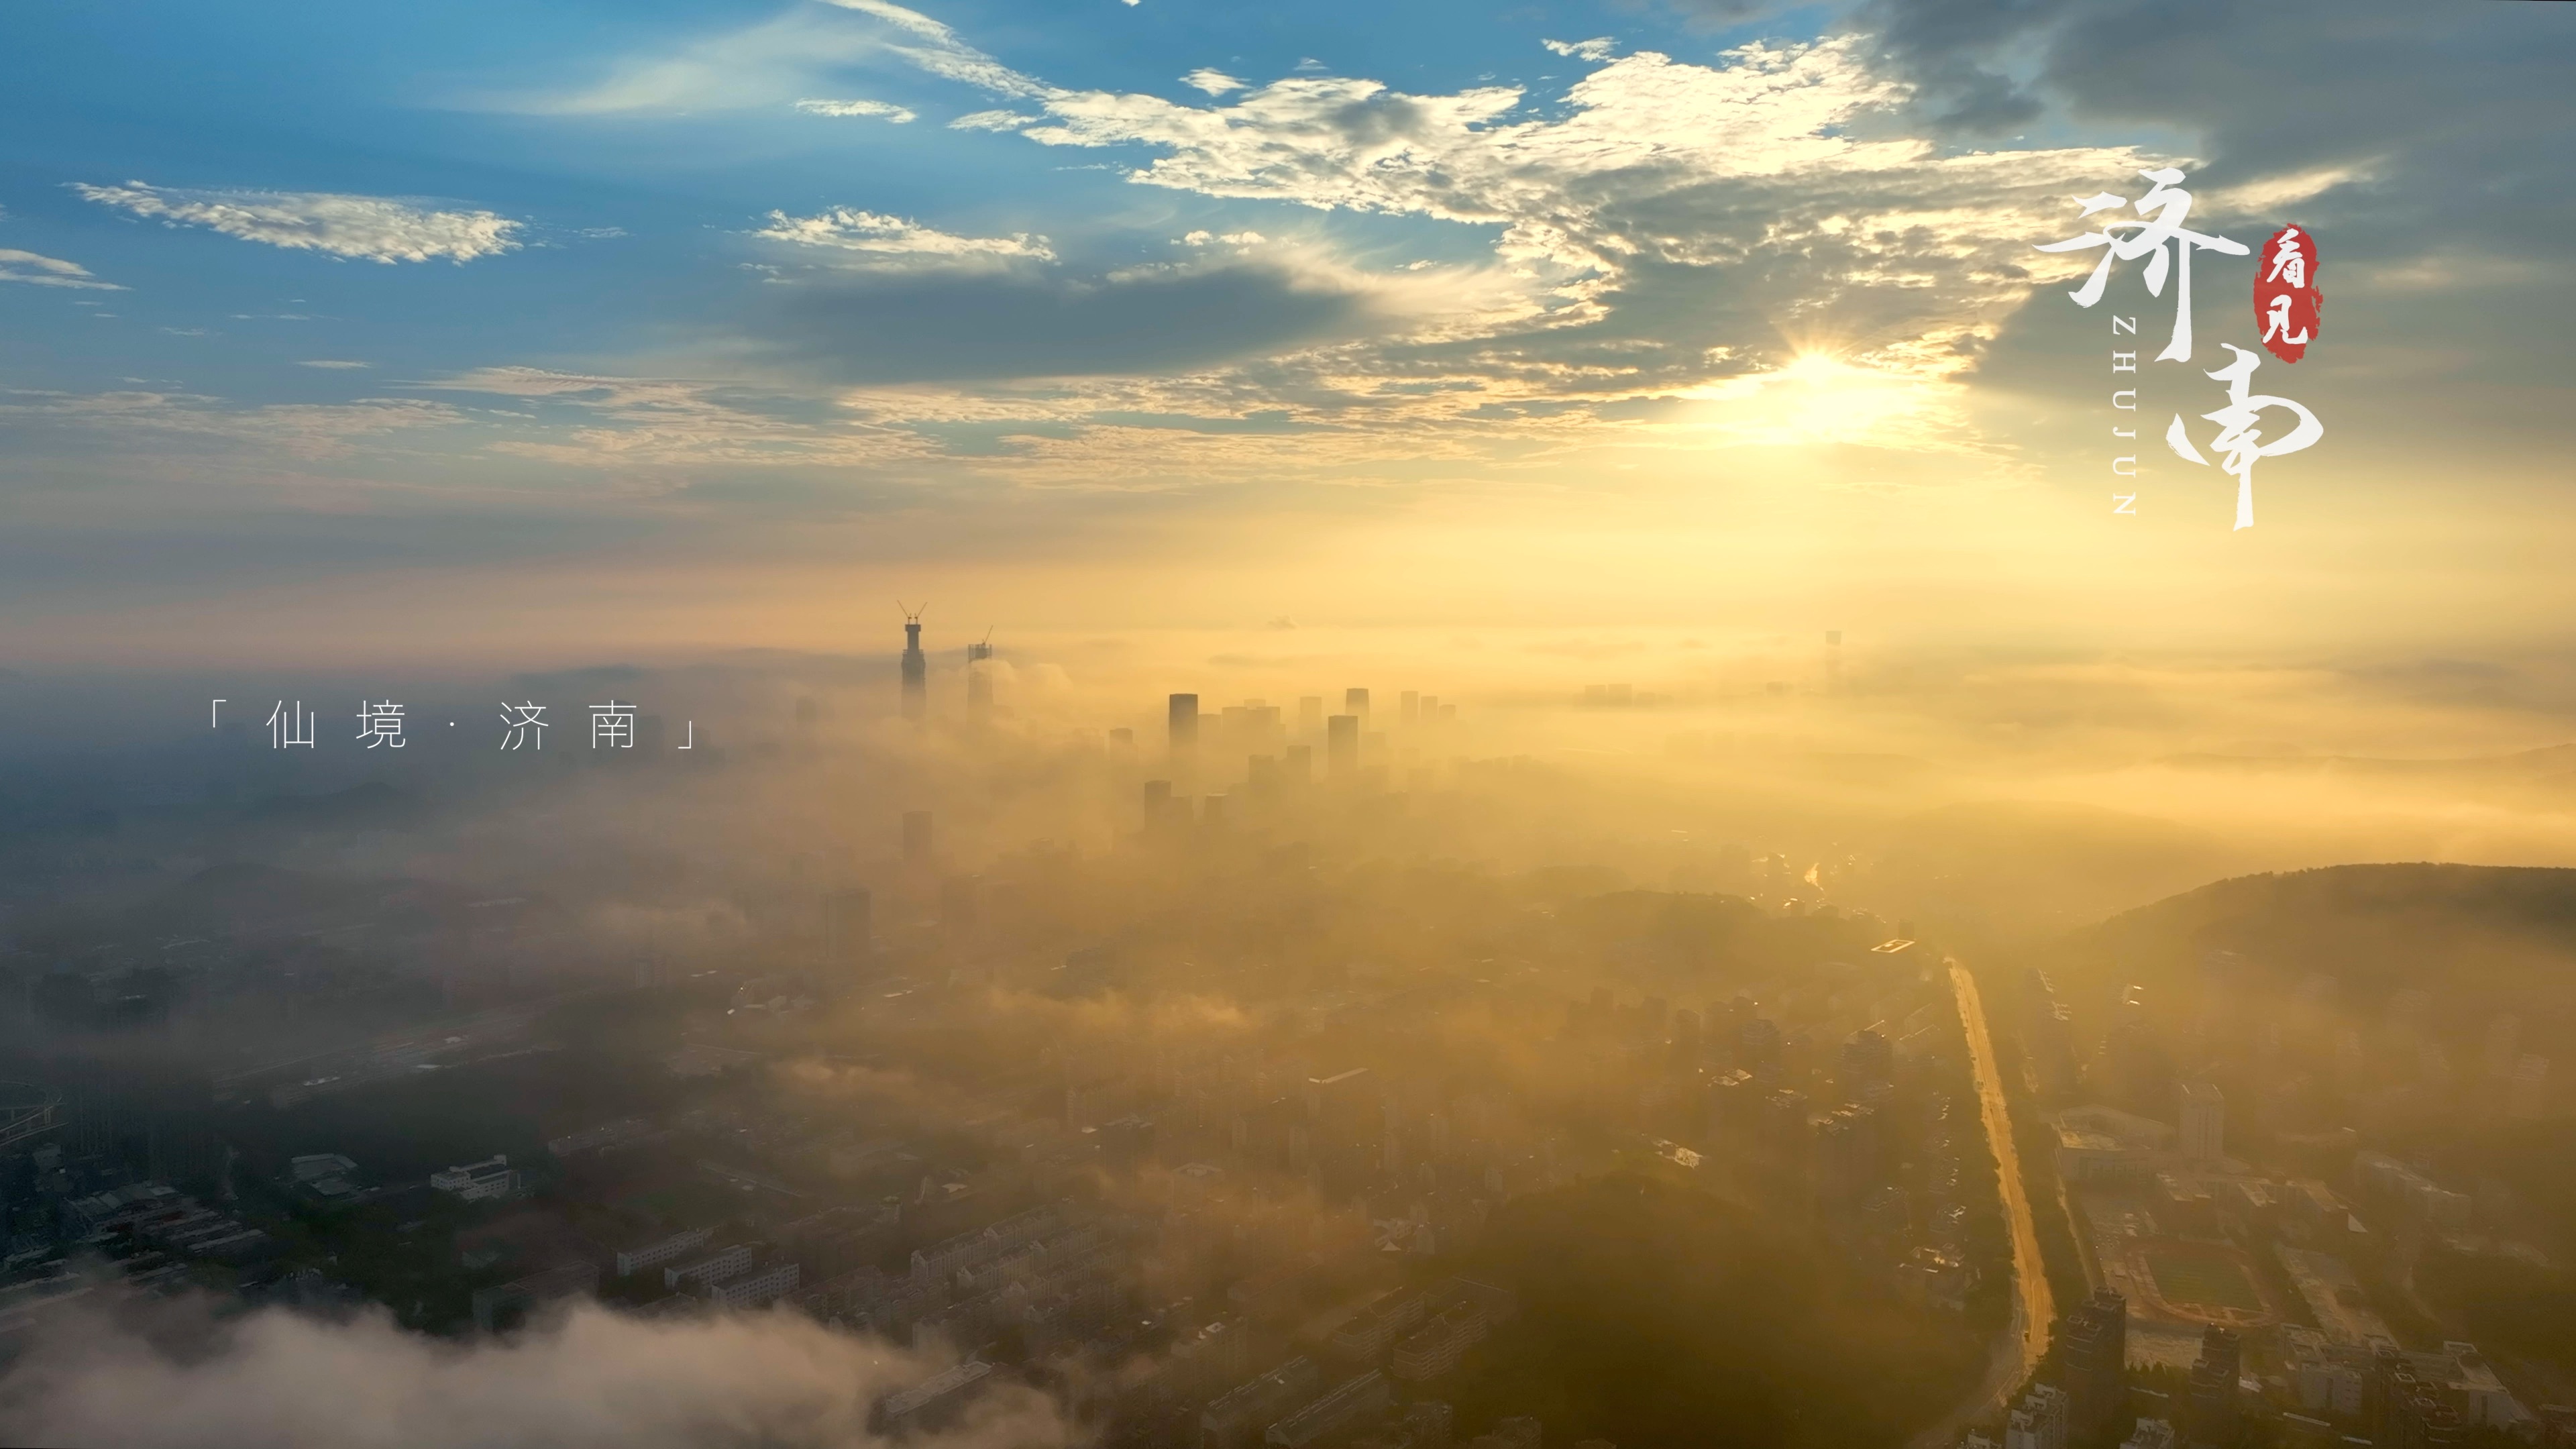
[
  {"xmin": 965, "ymin": 635, "xmax": 993, "ymax": 720},
  {"xmin": 824, "ymin": 889, "xmax": 871, "ymax": 969},
  {"xmin": 1169, "ymin": 694, "xmax": 1199, "ymax": 755},
  {"xmin": 900, "ymin": 607, "xmax": 927, "ymax": 720},
  {"xmin": 1344, "ymin": 688, "xmax": 1370, "ymax": 725},
  {"xmin": 2180, "ymin": 1081, "xmax": 2225, "ymax": 1163},
  {"xmin": 2184, "ymin": 1326, "xmax": 2239, "ymax": 1448},
  {"xmin": 1326, "ymin": 714, "xmax": 1358, "ymax": 778},
  {"xmin": 2061, "ymin": 1290, "xmax": 2129, "ymax": 1440}
]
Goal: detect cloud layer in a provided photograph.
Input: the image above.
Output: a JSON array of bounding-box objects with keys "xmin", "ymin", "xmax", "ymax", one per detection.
[
  {"xmin": 756, "ymin": 207, "xmax": 1056, "ymax": 268},
  {"xmin": 74, "ymin": 182, "xmax": 523, "ymax": 264},
  {"xmin": 0, "ymin": 247, "xmax": 123, "ymax": 290},
  {"xmin": 0, "ymin": 1299, "xmax": 1067, "ymax": 1449}
]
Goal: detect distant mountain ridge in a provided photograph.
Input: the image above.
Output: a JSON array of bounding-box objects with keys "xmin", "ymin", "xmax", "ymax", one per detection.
[{"xmin": 2065, "ymin": 862, "xmax": 2576, "ymax": 1024}]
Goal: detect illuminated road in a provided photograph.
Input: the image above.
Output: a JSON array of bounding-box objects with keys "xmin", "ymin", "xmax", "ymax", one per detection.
[{"xmin": 1913, "ymin": 958, "xmax": 2053, "ymax": 1449}]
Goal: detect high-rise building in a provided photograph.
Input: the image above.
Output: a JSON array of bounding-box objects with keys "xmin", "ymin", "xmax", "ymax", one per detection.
[
  {"xmin": 2367, "ymin": 1345, "xmax": 2470, "ymax": 1449},
  {"xmin": 1815, "ymin": 1104, "xmax": 1882, "ymax": 1211},
  {"xmin": 2180, "ymin": 1081, "xmax": 2226, "ymax": 1163},
  {"xmin": 1737, "ymin": 1016, "xmax": 1784, "ymax": 1085},
  {"xmin": 2005, "ymin": 1385, "xmax": 2067, "ymax": 1449},
  {"xmin": 2061, "ymin": 1290, "xmax": 2129, "ymax": 1440},
  {"xmin": 965, "ymin": 636, "xmax": 994, "ymax": 719},
  {"xmin": 900, "ymin": 608, "xmax": 927, "ymax": 720},
  {"xmin": 1170, "ymin": 694, "xmax": 1200, "ymax": 755},
  {"xmin": 2122, "ymin": 1420, "xmax": 2178, "ymax": 1449},
  {"xmin": 1841, "ymin": 1028, "xmax": 1894, "ymax": 1100},
  {"xmin": 1326, "ymin": 715, "xmax": 1359, "ymax": 777},
  {"xmin": 902, "ymin": 810, "xmax": 933, "ymax": 864},
  {"xmin": 2185, "ymin": 1326, "xmax": 2240, "ymax": 1448},
  {"xmin": 825, "ymin": 889, "xmax": 871, "ymax": 967},
  {"xmin": 1344, "ymin": 688, "xmax": 1370, "ymax": 725}
]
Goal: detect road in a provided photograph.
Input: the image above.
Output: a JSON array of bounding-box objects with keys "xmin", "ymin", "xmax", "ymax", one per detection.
[{"xmin": 1911, "ymin": 959, "xmax": 2055, "ymax": 1449}]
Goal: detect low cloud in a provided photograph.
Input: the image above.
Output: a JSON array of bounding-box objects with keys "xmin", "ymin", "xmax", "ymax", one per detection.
[
  {"xmin": 74, "ymin": 182, "xmax": 522, "ymax": 264},
  {"xmin": 0, "ymin": 1297, "xmax": 1069, "ymax": 1449}
]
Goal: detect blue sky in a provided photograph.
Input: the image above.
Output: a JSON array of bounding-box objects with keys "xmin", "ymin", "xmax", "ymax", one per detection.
[
  {"xmin": 2, "ymin": 0, "xmax": 1803, "ymax": 394},
  {"xmin": 3, "ymin": 0, "xmax": 2571, "ymax": 661}
]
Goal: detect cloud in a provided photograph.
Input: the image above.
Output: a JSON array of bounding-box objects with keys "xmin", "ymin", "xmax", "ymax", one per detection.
[
  {"xmin": 514, "ymin": 8, "xmax": 890, "ymax": 114},
  {"xmin": 790, "ymin": 5, "xmax": 2151, "ymax": 453},
  {"xmin": 297, "ymin": 360, "xmax": 372, "ymax": 369},
  {"xmin": 1541, "ymin": 38, "xmax": 1617, "ymax": 62},
  {"xmin": 811, "ymin": 0, "xmax": 1049, "ymax": 100},
  {"xmin": 741, "ymin": 251, "xmax": 1373, "ymax": 384},
  {"xmin": 755, "ymin": 208, "xmax": 1056, "ymax": 268},
  {"xmin": 73, "ymin": 182, "xmax": 521, "ymax": 264},
  {"xmin": 430, "ymin": 367, "xmax": 941, "ymax": 472},
  {"xmin": 950, "ymin": 109, "xmax": 1037, "ymax": 131},
  {"xmin": 2, "ymin": 388, "xmax": 466, "ymax": 461},
  {"xmin": 1182, "ymin": 68, "xmax": 1244, "ymax": 96},
  {"xmin": 0, "ymin": 1298, "xmax": 1069, "ymax": 1449},
  {"xmin": 796, "ymin": 97, "xmax": 918, "ymax": 123},
  {"xmin": 0, "ymin": 248, "xmax": 123, "ymax": 290}
]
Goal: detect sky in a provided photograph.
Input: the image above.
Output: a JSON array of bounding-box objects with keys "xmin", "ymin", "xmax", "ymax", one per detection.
[{"xmin": 1, "ymin": 0, "xmax": 2572, "ymax": 667}]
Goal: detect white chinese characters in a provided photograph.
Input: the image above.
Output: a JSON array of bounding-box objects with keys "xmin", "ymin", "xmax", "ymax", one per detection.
[
  {"xmin": 2039, "ymin": 166, "xmax": 2323, "ymax": 528},
  {"xmin": 2163, "ymin": 344, "xmax": 2324, "ymax": 531},
  {"xmin": 2035, "ymin": 167, "xmax": 2249, "ymax": 365},
  {"xmin": 356, "ymin": 700, "xmax": 407, "ymax": 749},
  {"xmin": 500, "ymin": 701, "xmax": 547, "ymax": 751}
]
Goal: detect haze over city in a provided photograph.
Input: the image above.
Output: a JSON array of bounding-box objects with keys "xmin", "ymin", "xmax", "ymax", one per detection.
[{"xmin": 4, "ymin": 1, "xmax": 2575, "ymax": 1448}]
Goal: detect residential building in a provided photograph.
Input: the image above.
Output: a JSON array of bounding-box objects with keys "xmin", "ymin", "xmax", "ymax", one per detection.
[
  {"xmin": 877, "ymin": 1360, "xmax": 994, "ymax": 1435},
  {"xmin": 616, "ymin": 1226, "xmax": 714, "ymax": 1278},
  {"xmin": 429, "ymin": 1156, "xmax": 521, "ymax": 1202},
  {"xmin": 1202, "ymin": 1359, "xmax": 1322, "ymax": 1449},
  {"xmin": 695, "ymin": 1260, "xmax": 801, "ymax": 1309},
  {"xmin": 666, "ymin": 1242, "xmax": 756, "ymax": 1290},
  {"xmin": 2006, "ymin": 1385, "xmax": 2067, "ymax": 1449},
  {"xmin": 2180, "ymin": 1083, "xmax": 2225, "ymax": 1164},
  {"xmin": 1393, "ymin": 1303, "xmax": 1489, "ymax": 1381},
  {"xmin": 2186, "ymin": 1327, "xmax": 2239, "ymax": 1448},
  {"xmin": 2063, "ymin": 1291, "xmax": 2129, "ymax": 1441},
  {"xmin": 1330, "ymin": 1289, "xmax": 1428, "ymax": 1359},
  {"xmin": 1265, "ymin": 1371, "xmax": 1391, "ymax": 1449}
]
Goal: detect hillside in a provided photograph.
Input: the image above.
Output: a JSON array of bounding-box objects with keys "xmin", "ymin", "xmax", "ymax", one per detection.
[{"xmin": 2065, "ymin": 863, "xmax": 2576, "ymax": 1028}]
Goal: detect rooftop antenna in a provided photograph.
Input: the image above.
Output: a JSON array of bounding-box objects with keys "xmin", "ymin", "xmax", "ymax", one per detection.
[{"xmin": 898, "ymin": 602, "xmax": 928, "ymax": 719}]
